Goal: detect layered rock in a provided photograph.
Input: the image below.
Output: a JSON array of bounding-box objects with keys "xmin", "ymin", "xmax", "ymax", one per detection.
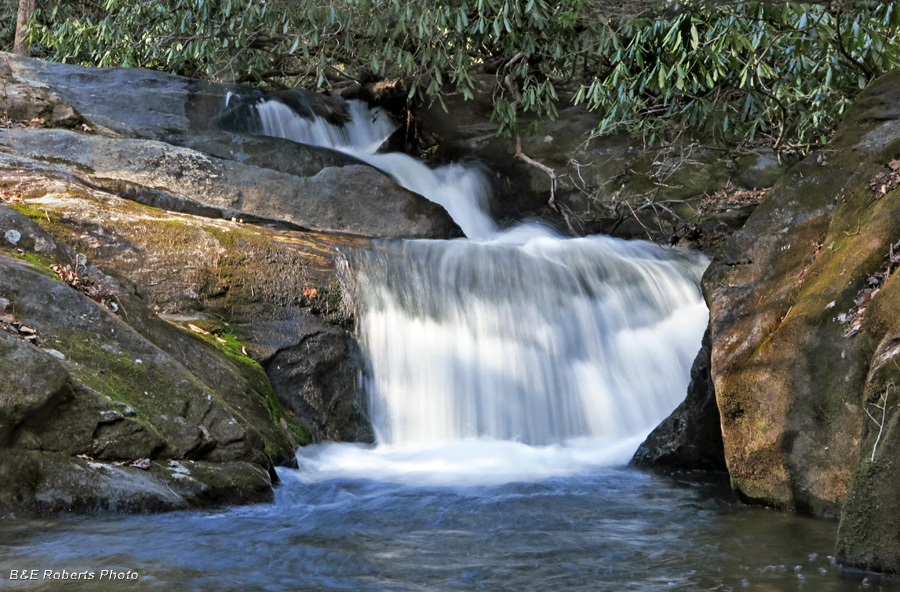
[
  {"xmin": 0, "ymin": 207, "xmax": 295, "ymax": 512},
  {"xmin": 0, "ymin": 53, "xmax": 435, "ymax": 513},
  {"xmin": 0, "ymin": 52, "xmax": 459, "ymax": 240}
]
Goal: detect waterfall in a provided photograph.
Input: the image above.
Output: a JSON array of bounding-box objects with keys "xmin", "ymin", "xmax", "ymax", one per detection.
[{"xmin": 254, "ymin": 98, "xmax": 708, "ymax": 484}]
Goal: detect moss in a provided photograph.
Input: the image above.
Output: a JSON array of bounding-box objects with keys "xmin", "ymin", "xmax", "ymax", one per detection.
[
  {"xmin": 9, "ymin": 202, "xmax": 75, "ymax": 241},
  {"xmin": 309, "ymin": 273, "xmax": 347, "ymax": 323},
  {"xmin": 58, "ymin": 332, "xmax": 186, "ymax": 413},
  {"xmin": 183, "ymin": 323, "xmax": 312, "ymax": 447},
  {"xmin": 52, "ymin": 332, "xmax": 173, "ymax": 442},
  {"xmin": 9, "ymin": 204, "xmax": 49, "ymax": 220},
  {"xmin": 6, "ymin": 250, "xmax": 58, "ymax": 279}
]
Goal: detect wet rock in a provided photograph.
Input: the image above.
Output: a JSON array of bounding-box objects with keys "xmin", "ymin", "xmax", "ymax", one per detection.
[
  {"xmin": 266, "ymin": 323, "xmax": 374, "ymax": 444},
  {"xmin": 631, "ymin": 327, "xmax": 726, "ymax": 472},
  {"xmin": 0, "ymin": 451, "xmax": 274, "ymax": 513},
  {"xmin": 3, "ymin": 129, "xmax": 458, "ymax": 239}
]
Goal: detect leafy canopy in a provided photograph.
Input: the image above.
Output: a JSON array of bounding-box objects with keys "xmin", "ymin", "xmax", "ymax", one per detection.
[{"xmin": 26, "ymin": 0, "xmax": 900, "ymax": 150}]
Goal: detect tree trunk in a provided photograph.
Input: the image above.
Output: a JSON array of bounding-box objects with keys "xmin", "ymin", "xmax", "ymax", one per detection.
[{"xmin": 14, "ymin": 0, "xmax": 36, "ymax": 57}]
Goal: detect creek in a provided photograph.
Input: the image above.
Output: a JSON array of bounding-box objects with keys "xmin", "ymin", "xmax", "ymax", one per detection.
[{"xmin": 0, "ymin": 99, "xmax": 887, "ymax": 591}]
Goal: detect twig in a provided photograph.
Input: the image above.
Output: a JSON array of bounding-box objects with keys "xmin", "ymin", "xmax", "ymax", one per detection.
[{"xmin": 865, "ymin": 385, "xmax": 892, "ymax": 462}]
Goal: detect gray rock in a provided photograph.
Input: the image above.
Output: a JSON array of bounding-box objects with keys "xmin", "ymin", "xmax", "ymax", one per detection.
[
  {"xmin": 4, "ymin": 128, "xmax": 459, "ymax": 239},
  {"xmin": 263, "ymin": 321, "xmax": 373, "ymax": 444},
  {"xmin": 631, "ymin": 327, "xmax": 726, "ymax": 472},
  {"xmin": 0, "ymin": 332, "xmax": 73, "ymax": 447}
]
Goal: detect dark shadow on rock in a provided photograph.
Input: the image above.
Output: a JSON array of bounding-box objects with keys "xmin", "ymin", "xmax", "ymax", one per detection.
[{"xmin": 631, "ymin": 326, "xmax": 727, "ymax": 473}]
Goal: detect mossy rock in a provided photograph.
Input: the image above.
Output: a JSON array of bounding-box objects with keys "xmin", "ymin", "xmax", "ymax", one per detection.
[{"xmin": 700, "ymin": 68, "xmax": 900, "ymax": 523}]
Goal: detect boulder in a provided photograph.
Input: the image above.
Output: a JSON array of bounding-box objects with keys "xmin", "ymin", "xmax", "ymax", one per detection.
[
  {"xmin": 631, "ymin": 328, "xmax": 726, "ymax": 472},
  {"xmin": 0, "ymin": 155, "xmax": 373, "ymax": 448},
  {"xmin": 0, "ymin": 56, "xmax": 84, "ymax": 128},
  {"xmin": 0, "ymin": 205, "xmax": 304, "ymax": 513},
  {"xmin": 700, "ymin": 69, "xmax": 900, "ymax": 522},
  {"xmin": 0, "ymin": 52, "xmax": 459, "ymax": 240}
]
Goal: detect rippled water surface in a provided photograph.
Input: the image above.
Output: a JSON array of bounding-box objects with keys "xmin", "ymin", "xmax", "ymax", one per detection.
[
  {"xmin": 3, "ymin": 89, "xmax": 892, "ymax": 592},
  {"xmin": 1, "ymin": 464, "xmax": 895, "ymax": 592}
]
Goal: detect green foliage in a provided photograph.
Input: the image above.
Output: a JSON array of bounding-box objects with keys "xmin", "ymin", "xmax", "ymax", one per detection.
[
  {"xmin": 27, "ymin": 0, "xmax": 900, "ymax": 150},
  {"xmin": 574, "ymin": 2, "xmax": 900, "ymax": 148},
  {"xmin": 29, "ymin": 0, "xmax": 295, "ymax": 79},
  {"xmin": 0, "ymin": 0, "xmax": 17, "ymax": 52}
]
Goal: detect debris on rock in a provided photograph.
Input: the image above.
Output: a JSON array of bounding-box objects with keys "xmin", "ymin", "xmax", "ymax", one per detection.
[
  {"xmin": 50, "ymin": 262, "xmax": 120, "ymax": 313},
  {"xmin": 868, "ymin": 159, "xmax": 900, "ymax": 199},
  {"xmin": 839, "ymin": 239, "xmax": 900, "ymax": 337}
]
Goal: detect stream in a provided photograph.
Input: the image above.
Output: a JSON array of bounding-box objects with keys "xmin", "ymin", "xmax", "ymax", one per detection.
[{"xmin": 1, "ymin": 97, "xmax": 895, "ymax": 591}]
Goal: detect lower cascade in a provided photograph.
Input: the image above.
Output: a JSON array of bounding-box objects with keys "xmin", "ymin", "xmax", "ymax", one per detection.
[{"xmin": 255, "ymin": 99, "xmax": 709, "ymax": 485}]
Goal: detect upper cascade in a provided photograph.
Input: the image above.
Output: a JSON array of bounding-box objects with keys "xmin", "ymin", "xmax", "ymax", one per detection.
[{"xmin": 255, "ymin": 100, "xmax": 497, "ymax": 239}]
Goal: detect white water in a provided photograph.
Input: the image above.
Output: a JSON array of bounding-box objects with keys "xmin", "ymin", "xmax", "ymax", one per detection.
[{"xmin": 255, "ymin": 98, "xmax": 709, "ymax": 486}]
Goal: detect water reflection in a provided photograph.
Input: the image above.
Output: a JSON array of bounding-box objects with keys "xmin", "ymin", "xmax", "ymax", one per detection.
[{"xmin": 0, "ymin": 468, "xmax": 892, "ymax": 591}]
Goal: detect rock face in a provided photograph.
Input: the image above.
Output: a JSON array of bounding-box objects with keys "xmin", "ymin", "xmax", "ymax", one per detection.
[
  {"xmin": 630, "ymin": 68, "xmax": 900, "ymax": 573},
  {"xmin": 412, "ymin": 74, "xmax": 788, "ymax": 247},
  {"xmin": 0, "ymin": 53, "xmax": 432, "ymax": 514},
  {"xmin": 702, "ymin": 69, "xmax": 900, "ymax": 520},
  {"xmin": 631, "ymin": 329, "xmax": 726, "ymax": 472},
  {"xmin": 0, "ymin": 52, "xmax": 459, "ymax": 240}
]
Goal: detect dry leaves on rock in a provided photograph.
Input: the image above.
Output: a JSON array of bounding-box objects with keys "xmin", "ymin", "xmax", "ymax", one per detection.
[
  {"xmin": 0, "ymin": 116, "xmax": 46, "ymax": 130},
  {"xmin": 868, "ymin": 159, "xmax": 900, "ymax": 199},
  {"xmin": 50, "ymin": 263, "xmax": 120, "ymax": 313},
  {"xmin": 839, "ymin": 239, "xmax": 900, "ymax": 337},
  {"xmin": 0, "ymin": 191, "xmax": 24, "ymax": 203},
  {"xmin": 698, "ymin": 184, "xmax": 769, "ymax": 215},
  {"xmin": 0, "ymin": 313, "xmax": 40, "ymax": 344}
]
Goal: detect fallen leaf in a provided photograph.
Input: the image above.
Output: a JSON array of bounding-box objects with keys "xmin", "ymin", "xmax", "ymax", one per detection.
[
  {"xmin": 889, "ymin": 158, "xmax": 900, "ymax": 171},
  {"xmin": 76, "ymin": 454, "xmax": 94, "ymax": 461},
  {"xmin": 80, "ymin": 123, "xmax": 96, "ymax": 133},
  {"xmin": 215, "ymin": 336, "xmax": 227, "ymax": 344},
  {"xmin": 188, "ymin": 323, "xmax": 210, "ymax": 335},
  {"xmin": 128, "ymin": 458, "xmax": 151, "ymax": 470}
]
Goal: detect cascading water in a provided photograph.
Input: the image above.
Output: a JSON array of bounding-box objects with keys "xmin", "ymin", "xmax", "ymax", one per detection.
[
  {"xmin": 1, "ymin": 96, "xmax": 853, "ymax": 592},
  {"xmin": 254, "ymin": 99, "xmax": 709, "ymax": 485}
]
